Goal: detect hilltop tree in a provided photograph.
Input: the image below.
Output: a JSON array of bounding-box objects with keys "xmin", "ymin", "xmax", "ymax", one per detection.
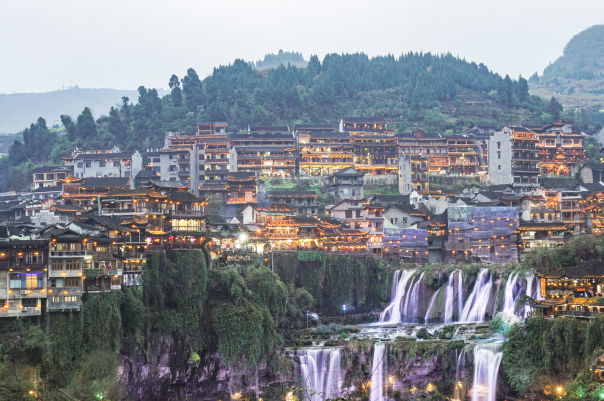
[
  {"xmin": 548, "ymin": 96, "xmax": 563, "ymax": 121},
  {"xmin": 60, "ymin": 115, "xmax": 77, "ymax": 142},
  {"xmin": 75, "ymin": 107, "xmax": 98, "ymax": 141},
  {"xmin": 108, "ymin": 107, "xmax": 127, "ymax": 139},
  {"xmin": 22, "ymin": 117, "xmax": 55, "ymax": 161},
  {"xmin": 182, "ymin": 68, "xmax": 204, "ymax": 111},
  {"xmin": 169, "ymin": 74, "xmax": 183, "ymax": 108}
]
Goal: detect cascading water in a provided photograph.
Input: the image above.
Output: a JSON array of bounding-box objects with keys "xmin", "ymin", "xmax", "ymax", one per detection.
[
  {"xmin": 501, "ymin": 273, "xmax": 520, "ymax": 315},
  {"xmin": 472, "ymin": 343, "xmax": 503, "ymax": 401},
  {"xmin": 324, "ymin": 349, "xmax": 341, "ymax": 400},
  {"xmin": 403, "ymin": 272, "xmax": 425, "ymax": 321},
  {"xmin": 444, "ymin": 270, "xmax": 463, "ymax": 323},
  {"xmin": 370, "ymin": 343, "xmax": 387, "ymax": 401},
  {"xmin": 524, "ymin": 275, "xmax": 534, "ymax": 318},
  {"xmin": 425, "ymin": 287, "xmax": 442, "ymax": 322},
  {"xmin": 453, "ymin": 346, "xmax": 470, "ymax": 401},
  {"xmin": 379, "ymin": 270, "xmax": 416, "ymax": 323},
  {"xmin": 299, "ymin": 348, "xmax": 341, "ymax": 401},
  {"xmin": 460, "ymin": 269, "xmax": 493, "ymax": 323}
]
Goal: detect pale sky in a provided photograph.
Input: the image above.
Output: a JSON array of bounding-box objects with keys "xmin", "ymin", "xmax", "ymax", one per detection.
[{"xmin": 0, "ymin": 0, "xmax": 602, "ymax": 94}]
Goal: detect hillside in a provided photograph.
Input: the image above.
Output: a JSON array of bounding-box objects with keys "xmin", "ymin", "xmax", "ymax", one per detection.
[
  {"xmin": 0, "ymin": 88, "xmax": 142, "ymax": 134},
  {"xmin": 0, "ymin": 52, "xmax": 555, "ymax": 190},
  {"xmin": 529, "ymin": 25, "xmax": 604, "ymax": 111}
]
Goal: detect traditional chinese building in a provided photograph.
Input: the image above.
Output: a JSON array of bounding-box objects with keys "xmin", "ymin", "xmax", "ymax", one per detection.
[
  {"xmin": 444, "ymin": 206, "xmax": 520, "ymax": 264},
  {"xmin": 297, "ymin": 129, "xmax": 353, "ymax": 176}
]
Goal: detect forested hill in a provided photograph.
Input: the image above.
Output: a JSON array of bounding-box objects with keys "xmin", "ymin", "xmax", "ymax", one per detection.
[
  {"xmin": 543, "ymin": 24, "xmax": 604, "ymax": 79},
  {"xmin": 530, "ymin": 25, "xmax": 604, "ymax": 109},
  {"xmin": 1, "ymin": 52, "xmax": 559, "ymax": 190}
]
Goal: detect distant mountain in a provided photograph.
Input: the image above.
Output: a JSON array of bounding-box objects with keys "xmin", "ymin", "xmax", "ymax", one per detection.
[
  {"xmin": 0, "ymin": 88, "xmax": 142, "ymax": 134},
  {"xmin": 543, "ymin": 25, "xmax": 604, "ymax": 79},
  {"xmin": 255, "ymin": 50, "xmax": 308, "ymax": 70},
  {"xmin": 530, "ymin": 25, "xmax": 604, "ymax": 108}
]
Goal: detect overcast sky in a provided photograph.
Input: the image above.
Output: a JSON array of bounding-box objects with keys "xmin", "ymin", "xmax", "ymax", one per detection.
[{"xmin": 0, "ymin": 0, "xmax": 602, "ymax": 94}]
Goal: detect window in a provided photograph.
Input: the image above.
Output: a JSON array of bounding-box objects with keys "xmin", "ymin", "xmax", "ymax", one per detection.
[
  {"xmin": 51, "ymin": 296, "xmax": 60, "ymax": 303},
  {"xmin": 345, "ymin": 210, "xmax": 352, "ymax": 218},
  {"xmin": 498, "ymin": 165, "xmax": 501, "ymax": 170},
  {"xmin": 65, "ymin": 278, "xmax": 79, "ymax": 287},
  {"xmin": 66, "ymin": 259, "xmax": 79, "ymax": 270},
  {"xmin": 497, "ymin": 151, "xmax": 501, "ymax": 159},
  {"xmin": 99, "ymin": 161, "xmax": 106, "ymax": 167},
  {"xmin": 153, "ymin": 158, "xmax": 160, "ymax": 163},
  {"xmin": 77, "ymin": 163, "xmax": 83, "ymax": 169},
  {"xmin": 22, "ymin": 298, "xmax": 37, "ymax": 307},
  {"xmin": 497, "ymin": 142, "xmax": 501, "ymax": 149},
  {"xmin": 50, "ymin": 278, "xmax": 63, "ymax": 288},
  {"xmin": 403, "ymin": 217, "xmax": 408, "ymax": 224},
  {"xmin": 85, "ymin": 162, "xmax": 91, "ymax": 168},
  {"xmin": 356, "ymin": 210, "xmax": 361, "ymax": 218},
  {"xmin": 51, "ymin": 260, "xmax": 63, "ymax": 270},
  {"xmin": 9, "ymin": 273, "xmax": 42, "ymax": 289},
  {"xmin": 64, "ymin": 296, "xmax": 78, "ymax": 303}
]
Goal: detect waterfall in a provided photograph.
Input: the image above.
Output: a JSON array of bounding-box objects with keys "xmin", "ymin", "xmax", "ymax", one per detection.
[
  {"xmin": 403, "ymin": 272, "xmax": 425, "ymax": 321},
  {"xmin": 379, "ymin": 270, "xmax": 416, "ymax": 323},
  {"xmin": 502, "ymin": 273, "xmax": 519, "ymax": 315},
  {"xmin": 460, "ymin": 269, "xmax": 493, "ymax": 323},
  {"xmin": 524, "ymin": 275, "xmax": 534, "ymax": 318},
  {"xmin": 472, "ymin": 343, "xmax": 503, "ymax": 401},
  {"xmin": 324, "ymin": 349, "xmax": 341, "ymax": 400},
  {"xmin": 444, "ymin": 270, "xmax": 462, "ymax": 323},
  {"xmin": 370, "ymin": 343, "xmax": 387, "ymax": 401},
  {"xmin": 425, "ymin": 287, "xmax": 442, "ymax": 323},
  {"xmin": 458, "ymin": 270, "xmax": 464, "ymax": 324},
  {"xmin": 453, "ymin": 346, "xmax": 470, "ymax": 401},
  {"xmin": 299, "ymin": 348, "xmax": 341, "ymax": 401}
]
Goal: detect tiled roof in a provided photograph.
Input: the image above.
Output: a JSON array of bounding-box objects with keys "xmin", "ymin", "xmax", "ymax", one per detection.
[{"xmin": 81, "ymin": 177, "xmax": 129, "ymax": 188}]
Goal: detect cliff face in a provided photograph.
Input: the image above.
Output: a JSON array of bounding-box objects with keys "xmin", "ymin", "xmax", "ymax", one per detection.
[
  {"xmin": 120, "ymin": 334, "xmax": 284, "ymax": 401},
  {"xmin": 120, "ymin": 332, "xmax": 465, "ymax": 400}
]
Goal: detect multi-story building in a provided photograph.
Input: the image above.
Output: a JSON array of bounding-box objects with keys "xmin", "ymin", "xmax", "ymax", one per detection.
[
  {"xmin": 297, "ymin": 127, "xmax": 353, "ymax": 177},
  {"xmin": 159, "ymin": 124, "xmax": 231, "ymax": 195},
  {"xmin": 488, "ymin": 126, "xmax": 540, "ymax": 188},
  {"xmin": 398, "ymin": 154, "xmax": 412, "ymax": 195},
  {"xmin": 396, "ymin": 130, "xmax": 449, "ymax": 174},
  {"xmin": 267, "ymin": 191, "xmax": 318, "ymax": 216},
  {"xmin": 536, "ymin": 121, "xmax": 585, "ymax": 176},
  {"xmin": 326, "ymin": 199, "xmax": 384, "ymax": 255},
  {"xmin": 324, "ymin": 167, "xmax": 364, "ymax": 201},
  {"xmin": 31, "ymin": 166, "xmax": 69, "ymax": 190},
  {"xmin": 0, "ymin": 239, "xmax": 48, "ymax": 318},
  {"xmin": 444, "ymin": 206, "xmax": 520, "ymax": 264},
  {"xmin": 517, "ymin": 222, "xmax": 567, "ymax": 256},
  {"xmin": 60, "ymin": 176, "xmax": 130, "ymax": 209},
  {"xmin": 339, "ymin": 117, "xmax": 398, "ymax": 175},
  {"xmin": 580, "ymin": 163, "xmax": 604, "ymax": 184},
  {"xmin": 560, "ymin": 190, "xmax": 585, "ymax": 233},
  {"xmin": 45, "ymin": 229, "xmax": 92, "ymax": 312},
  {"xmin": 230, "ymin": 126, "xmax": 296, "ymax": 177},
  {"xmin": 446, "ymin": 136, "xmax": 480, "ymax": 175},
  {"xmin": 63, "ymin": 147, "xmax": 142, "ymax": 180},
  {"xmin": 410, "ymin": 156, "xmax": 430, "ymax": 192},
  {"xmin": 226, "ymin": 172, "xmax": 257, "ymax": 204},
  {"xmin": 383, "ymin": 229, "xmax": 429, "ymax": 263}
]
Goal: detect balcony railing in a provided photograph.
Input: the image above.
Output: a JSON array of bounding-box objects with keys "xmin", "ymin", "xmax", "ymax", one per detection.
[
  {"xmin": 169, "ymin": 210, "xmax": 204, "ymax": 216},
  {"xmin": 50, "ymin": 250, "xmax": 94, "ymax": 257}
]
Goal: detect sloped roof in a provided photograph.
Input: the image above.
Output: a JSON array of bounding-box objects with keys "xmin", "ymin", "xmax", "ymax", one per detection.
[
  {"xmin": 81, "ymin": 177, "xmax": 129, "ymax": 188},
  {"xmin": 33, "ymin": 185, "xmax": 62, "ymax": 193},
  {"xmin": 332, "ymin": 167, "xmax": 364, "ymax": 177}
]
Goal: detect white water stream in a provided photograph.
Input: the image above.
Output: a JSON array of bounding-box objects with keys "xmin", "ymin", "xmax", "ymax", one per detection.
[
  {"xmin": 299, "ymin": 348, "xmax": 341, "ymax": 401},
  {"xmin": 369, "ymin": 343, "xmax": 387, "ymax": 401},
  {"xmin": 471, "ymin": 343, "xmax": 503, "ymax": 401}
]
